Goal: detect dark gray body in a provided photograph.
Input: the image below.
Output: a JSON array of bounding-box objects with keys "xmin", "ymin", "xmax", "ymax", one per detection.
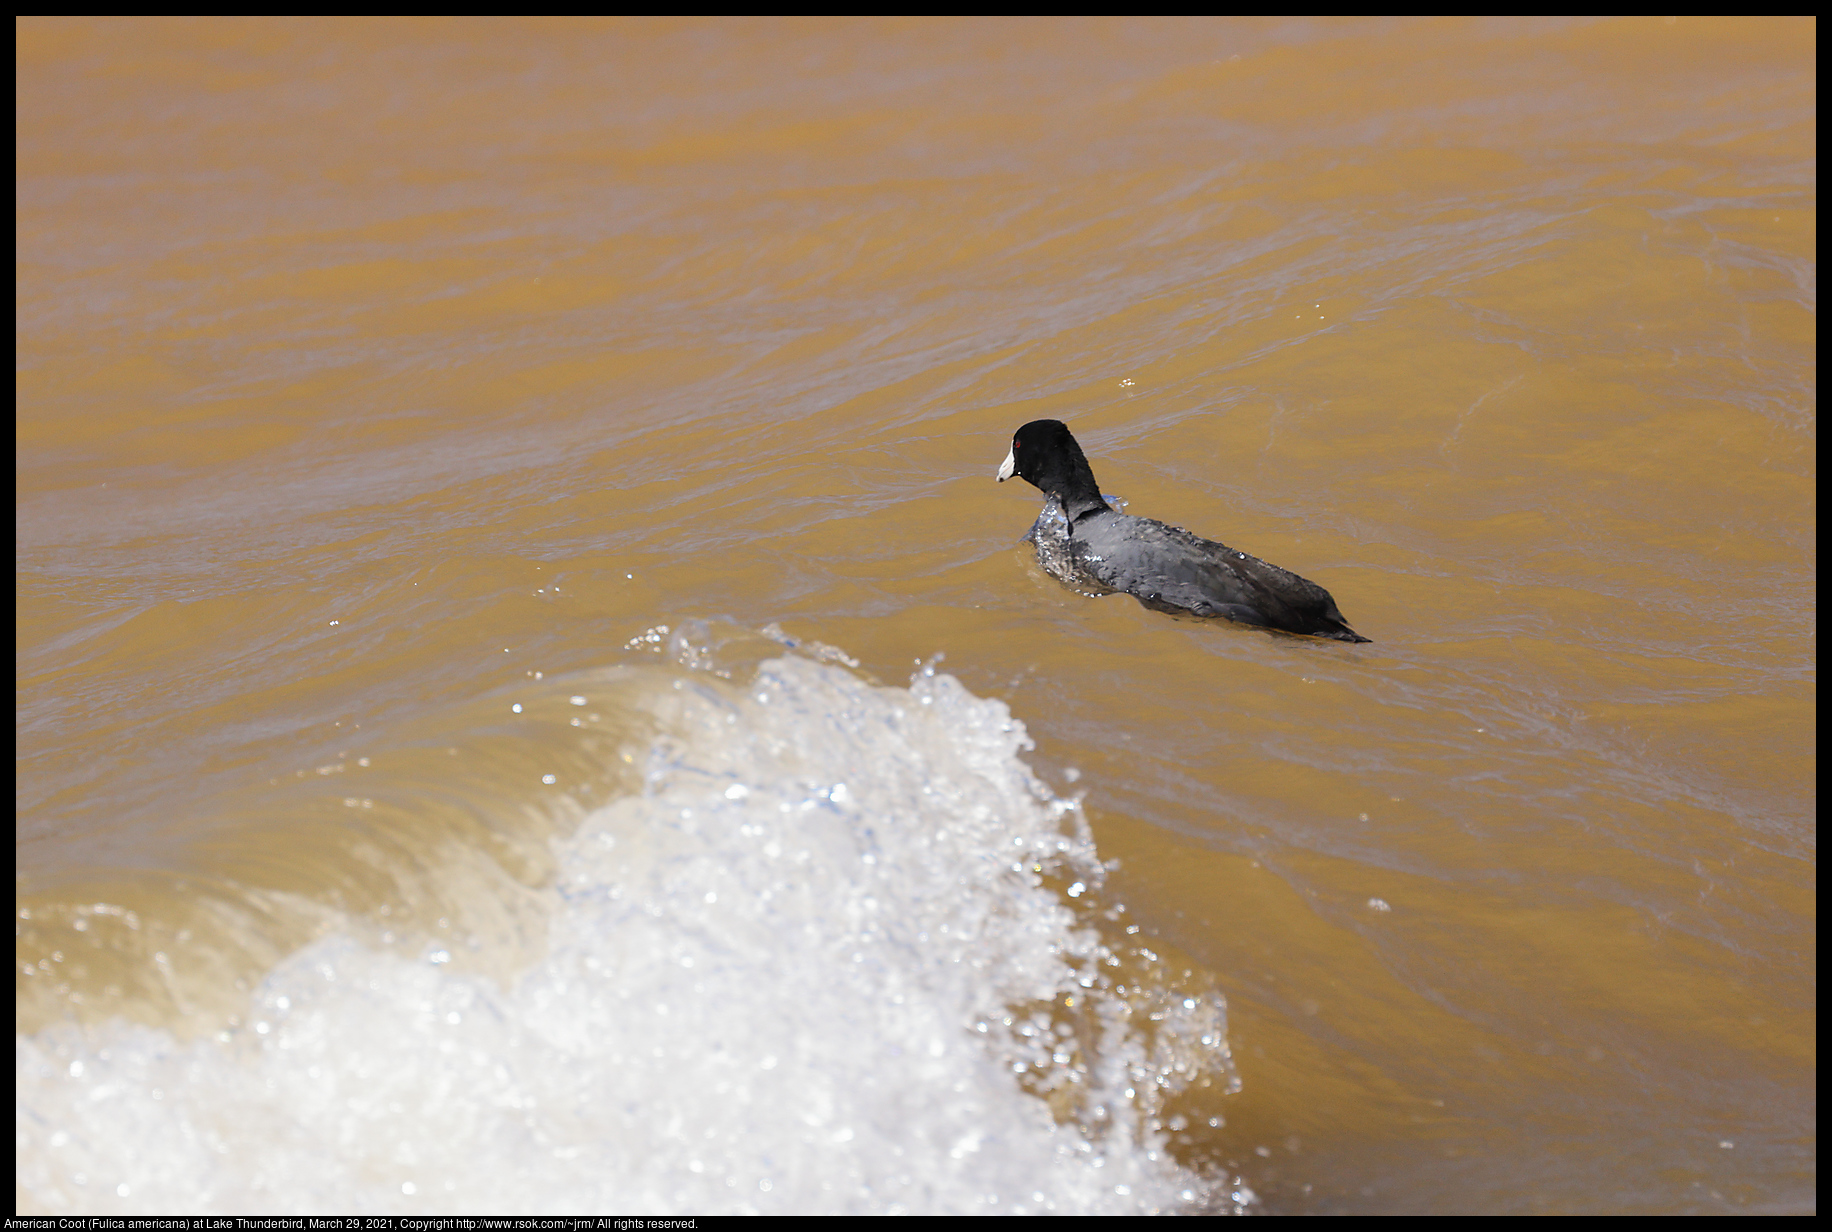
[{"xmin": 1002, "ymin": 419, "xmax": 1369, "ymax": 643}]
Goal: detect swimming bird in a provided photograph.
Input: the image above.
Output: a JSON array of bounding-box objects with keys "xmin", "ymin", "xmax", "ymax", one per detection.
[{"xmin": 996, "ymin": 419, "xmax": 1370, "ymax": 643}]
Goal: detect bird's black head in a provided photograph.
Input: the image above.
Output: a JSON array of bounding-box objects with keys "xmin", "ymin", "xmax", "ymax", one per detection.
[{"xmin": 995, "ymin": 419, "xmax": 1105, "ymax": 517}]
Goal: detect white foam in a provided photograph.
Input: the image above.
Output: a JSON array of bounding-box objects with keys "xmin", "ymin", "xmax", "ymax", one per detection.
[{"xmin": 17, "ymin": 653, "xmax": 1238, "ymax": 1214}]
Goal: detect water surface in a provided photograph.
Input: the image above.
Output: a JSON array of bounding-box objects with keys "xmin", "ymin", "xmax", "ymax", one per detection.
[{"xmin": 16, "ymin": 16, "xmax": 1815, "ymax": 1214}]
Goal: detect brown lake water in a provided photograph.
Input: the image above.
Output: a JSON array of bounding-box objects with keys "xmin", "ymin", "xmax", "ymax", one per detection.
[{"xmin": 16, "ymin": 16, "xmax": 1815, "ymax": 1215}]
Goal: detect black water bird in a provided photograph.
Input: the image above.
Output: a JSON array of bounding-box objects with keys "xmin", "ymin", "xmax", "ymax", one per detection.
[{"xmin": 996, "ymin": 419, "xmax": 1370, "ymax": 643}]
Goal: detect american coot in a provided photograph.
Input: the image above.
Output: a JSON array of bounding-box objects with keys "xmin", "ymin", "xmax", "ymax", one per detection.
[{"xmin": 997, "ymin": 419, "xmax": 1371, "ymax": 643}]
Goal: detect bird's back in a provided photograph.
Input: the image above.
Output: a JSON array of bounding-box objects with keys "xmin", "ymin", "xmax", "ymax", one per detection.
[{"xmin": 1069, "ymin": 509, "xmax": 1367, "ymax": 641}]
